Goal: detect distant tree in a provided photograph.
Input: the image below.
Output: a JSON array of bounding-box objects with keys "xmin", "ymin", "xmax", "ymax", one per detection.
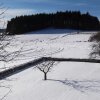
[{"xmin": 36, "ymin": 61, "xmax": 55, "ymax": 80}]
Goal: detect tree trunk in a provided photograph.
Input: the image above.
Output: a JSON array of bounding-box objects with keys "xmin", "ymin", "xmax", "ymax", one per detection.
[{"xmin": 44, "ymin": 73, "xmax": 47, "ymax": 80}]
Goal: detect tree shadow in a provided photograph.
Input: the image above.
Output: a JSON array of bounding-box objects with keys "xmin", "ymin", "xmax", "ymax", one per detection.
[{"xmin": 48, "ymin": 79, "xmax": 100, "ymax": 93}]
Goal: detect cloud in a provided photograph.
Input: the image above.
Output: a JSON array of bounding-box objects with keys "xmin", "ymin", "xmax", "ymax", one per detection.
[
  {"xmin": 75, "ymin": 3, "xmax": 87, "ymax": 6},
  {"xmin": 0, "ymin": 8, "xmax": 37, "ymax": 28},
  {"xmin": 4, "ymin": 0, "xmax": 48, "ymax": 3},
  {"xmin": 5, "ymin": 8, "xmax": 37, "ymax": 19},
  {"xmin": 57, "ymin": 2, "xmax": 87, "ymax": 7}
]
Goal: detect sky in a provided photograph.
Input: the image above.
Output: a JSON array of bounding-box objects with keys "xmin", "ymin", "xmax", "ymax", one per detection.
[{"xmin": 0, "ymin": 0, "xmax": 100, "ymax": 28}]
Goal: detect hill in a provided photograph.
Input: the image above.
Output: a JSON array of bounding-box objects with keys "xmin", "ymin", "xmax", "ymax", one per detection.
[{"xmin": 6, "ymin": 11, "xmax": 100, "ymax": 35}]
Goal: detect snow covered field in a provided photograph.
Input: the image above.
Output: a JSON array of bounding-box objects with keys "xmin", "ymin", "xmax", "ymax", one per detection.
[
  {"xmin": 0, "ymin": 29, "xmax": 93, "ymax": 71},
  {"xmin": 0, "ymin": 29, "xmax": 100, "ymax": 100}
]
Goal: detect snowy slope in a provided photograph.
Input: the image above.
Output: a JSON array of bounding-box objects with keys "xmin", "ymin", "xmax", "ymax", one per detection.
[{"xmin": 0, "ymin": 29, "xmax": 100, "ymax": 100}]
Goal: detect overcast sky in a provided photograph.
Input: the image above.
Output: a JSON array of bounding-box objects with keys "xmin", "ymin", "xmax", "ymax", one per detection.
[{"xmin": 0, "ymin": 0, "xmax": 100, "ymax": 28}]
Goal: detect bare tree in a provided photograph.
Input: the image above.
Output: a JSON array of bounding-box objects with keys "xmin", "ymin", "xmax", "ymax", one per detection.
[
  {"xmin": 89, "ymin": 42, "xmax": 100, "ymax": 58},
  {"xmin": 89, "ymin": 32, "xmax": 100, "ymax": 59},
  {"xmin": 0, "ymin": 3, "xmax": 19, "ymax": 100},
  {"xmin": 36, "ymin": 61, "xmax": 55, "ymax": 80},
  {"xmin": 0, "ymin": 3, "xmax": 18, "ymax": 63},
  {"xmin": 0, "ymin": 3, "xmax": 27, "ymax": 66}
]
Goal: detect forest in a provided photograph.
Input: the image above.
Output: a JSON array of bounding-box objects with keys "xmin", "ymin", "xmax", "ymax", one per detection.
[{"xmin": 6, "ymin": 11, "xmax": 100, "ymax": 34}]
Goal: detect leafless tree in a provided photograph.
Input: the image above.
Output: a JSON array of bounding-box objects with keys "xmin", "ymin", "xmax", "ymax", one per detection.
[
  {"xmin": 0, "ymin": 3, "xmax": 19, "ymax": 100},
  {"xmin": 0, "ymin": 3, "xmax": 18, "ymax": 63},
  {"xmin": 89, "ymin": 32, "xmax": 100, "ymax": 59},
  {"xmin": 0, "ymin": 3, "xmax": 27, "ymax": 66},
  {"xmin": 89, "ymin": 42, "xmax": 100, "ymax": 58},
  {"xmin": 36, "ymin": 61, "xmax": 55, "ymax": 80}
]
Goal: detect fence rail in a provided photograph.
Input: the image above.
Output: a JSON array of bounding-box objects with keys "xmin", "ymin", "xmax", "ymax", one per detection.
[
  {"xmin": 0, "ymin": 57, "xmax": 100, "ymax": 80},
  {"xmin": 0, "ymin": 57, "xmax": 44, "ymax": 80},
  {"xmin": 43, "ymin": 57, "xmax": 100, "ymax": 63}
]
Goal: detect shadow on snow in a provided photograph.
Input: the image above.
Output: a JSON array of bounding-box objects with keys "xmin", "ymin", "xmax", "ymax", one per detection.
[{"xmin": 48, "ymin": 78, "xmax": 100, "ymax": 93}]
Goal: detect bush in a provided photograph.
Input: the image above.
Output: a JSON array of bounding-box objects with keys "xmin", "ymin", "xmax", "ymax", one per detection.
[{"xmin": 89, "ymin": 32, "xmax": 100, "ymax": 42}]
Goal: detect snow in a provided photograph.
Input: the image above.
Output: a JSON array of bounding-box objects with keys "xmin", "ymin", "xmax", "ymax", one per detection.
[
  {"xmin": 0, "ymin": 29, "xmax": 100, "ymax": 100},
  {"xmin": 1, "ymin": 62, "xmax": 100, "ymax": 100},
  {"xmin": 1, "ymin": 31, "xmax": 92, "ymax": 70}
]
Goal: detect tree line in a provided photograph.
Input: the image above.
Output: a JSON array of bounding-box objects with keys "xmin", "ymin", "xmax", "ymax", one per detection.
[{"xmin": 6, "ymin": 11, "xmax": 100, "ymax": 35}]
